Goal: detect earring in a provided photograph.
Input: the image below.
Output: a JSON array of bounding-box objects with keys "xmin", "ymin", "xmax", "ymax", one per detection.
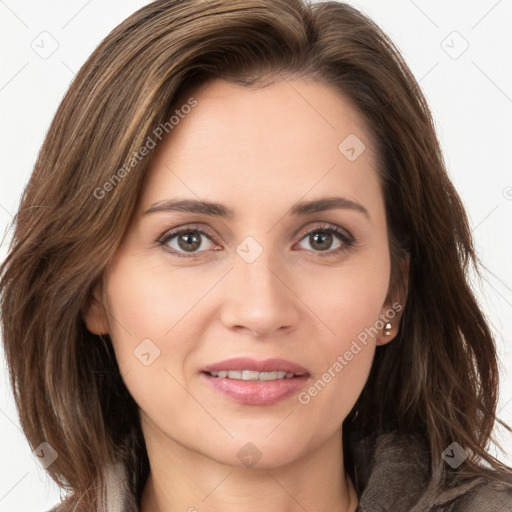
[{"xmin": 383, "ymin": 322, "xmax": 392, "ymax": 336}]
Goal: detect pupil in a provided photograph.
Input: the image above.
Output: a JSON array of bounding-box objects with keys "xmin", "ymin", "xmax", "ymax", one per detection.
[
  {"xmin": 312, "ymin": 232, "xmax": 331, "ymax": 251},
  {"xmin": 179, "ymin": 232, "xmax": 200, "ymax": 251}
]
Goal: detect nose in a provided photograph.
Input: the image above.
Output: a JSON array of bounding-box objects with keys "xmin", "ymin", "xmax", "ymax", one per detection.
[{"xmin": 219, "ymin": 249, "xmax": 301, "ymax": 339}]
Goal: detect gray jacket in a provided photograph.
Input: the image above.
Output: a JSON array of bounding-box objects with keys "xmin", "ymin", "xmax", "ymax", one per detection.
[
  {"xmin": 349, "ymin": 430, "xmax": 512, "ymax": 511},
  {"xmin": 47, "ymin": 430, "xmax": 512, "ymax": 511}
]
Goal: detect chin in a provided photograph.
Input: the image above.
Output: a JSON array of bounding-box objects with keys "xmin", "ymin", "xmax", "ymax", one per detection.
[{"xmin": 198, "ymin": 433, "xmax": 313, "ymax": 470}]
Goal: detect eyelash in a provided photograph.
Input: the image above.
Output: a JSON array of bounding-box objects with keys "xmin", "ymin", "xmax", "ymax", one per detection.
[{"xmin": 157, "ymin": 223, "xmax": 355, "ymax": 259}]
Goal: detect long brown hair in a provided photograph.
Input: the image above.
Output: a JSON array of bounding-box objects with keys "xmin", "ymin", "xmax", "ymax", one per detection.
[{"xmin": 1, "ymin": 0, "xmax": 511, "ymax": 509}]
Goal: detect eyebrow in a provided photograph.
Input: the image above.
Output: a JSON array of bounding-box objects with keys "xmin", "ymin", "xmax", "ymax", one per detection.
[{"xmin": 143, "ymin": 196, "xmax": 370, "ymax": 219}]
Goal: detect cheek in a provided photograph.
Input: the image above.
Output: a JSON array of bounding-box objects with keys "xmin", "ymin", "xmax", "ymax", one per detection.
[
  {"xmin": 304, "ymin": 250, "xmax": 390, "ymax": 346},
  {"xmin": 99, "ymin": 258, "xmax": 188, "ymax": 404},
  {"xmin": 100, "ymin": 248, "xmax": 238, "ymax": 410},
  {"xmin": 293, "ymin": 254, "xmax": 390, "ymax": 422},
  {"xmin": 102, "ymin": 255, "xmax": 207, "ymax": 353}
]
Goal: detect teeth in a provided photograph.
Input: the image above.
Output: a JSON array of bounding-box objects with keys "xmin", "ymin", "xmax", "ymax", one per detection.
[
  {"xmin": 259, "ymin": 371, "xmax": 278, "ymax": 381},
  {"xmin": 208, "ymin": 370, "xmax": 299, "ymax": 381},
  {"xmin": 242, "ymin": 370, "xmax": 260, "ymax": 380}
]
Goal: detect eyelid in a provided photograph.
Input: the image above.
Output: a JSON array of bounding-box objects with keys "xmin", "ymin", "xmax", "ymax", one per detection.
[
  {"xmin": 294, "ymin": 222, "xmax": 353, "ymax": 244},
  {"xmin": 157, "ymin": 222, "xmax": 355, "ymax": 257}
]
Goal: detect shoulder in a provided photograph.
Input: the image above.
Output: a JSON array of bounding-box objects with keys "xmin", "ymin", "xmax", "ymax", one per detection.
[
  {"xmin": 349, "ymin": 428, "xmax": 512, "ymax": 511},
  {"xmin": 430, "ymin": 467, "xmax": 512, "ymax": 512},
  {"xmin": 448, "ymin": 477, "xmax": 512, "ymax": 511}
]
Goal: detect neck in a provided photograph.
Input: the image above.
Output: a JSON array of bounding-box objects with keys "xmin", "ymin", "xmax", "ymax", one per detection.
[{"xmin": 139, "ymin": 423, "xmax": 358, "ymax": 512}]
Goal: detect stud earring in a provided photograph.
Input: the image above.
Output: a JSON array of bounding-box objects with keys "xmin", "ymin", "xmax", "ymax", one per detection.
[{"xmin": 383, "ymin": 322, "xmax": 392, "ymax": 336}]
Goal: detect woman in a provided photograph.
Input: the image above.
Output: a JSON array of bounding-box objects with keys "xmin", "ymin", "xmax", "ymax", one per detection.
[{"xmin": 1, "ymin": 0, "xmax": 511, "ymax": 510}]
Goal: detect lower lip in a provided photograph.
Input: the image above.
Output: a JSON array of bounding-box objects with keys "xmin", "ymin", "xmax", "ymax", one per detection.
[{"xmin": 201, "ymin": 372, "xmax": 309, "ymax": 405}]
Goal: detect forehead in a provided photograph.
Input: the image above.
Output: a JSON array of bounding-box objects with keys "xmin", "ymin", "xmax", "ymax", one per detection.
[{"xmin": 138, "ymin": 77, "xmax": 382, "ymax": 219}]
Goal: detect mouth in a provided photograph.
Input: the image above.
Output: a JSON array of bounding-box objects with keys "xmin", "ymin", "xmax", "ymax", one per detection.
[
  {"xmin": 205, "ymin": 370, "xmax": 305, "ymax": 380},
  {"xmin": 201, "ymin": 357, "xmax": 310, "ymax": 405}
]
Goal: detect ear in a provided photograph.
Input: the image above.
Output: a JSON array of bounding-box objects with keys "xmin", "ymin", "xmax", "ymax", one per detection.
[
  {"xmin": 82, "ymin": 278, "xmax": 109, "ymax": 335},
  {"xmin": 376, "ymin": 253, "xmax": 409, "ymax": 346}
]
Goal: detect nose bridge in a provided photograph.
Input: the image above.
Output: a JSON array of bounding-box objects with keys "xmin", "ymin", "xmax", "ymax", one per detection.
[
  {"xmin": 221, "ymin": 235, "xmax": 299, "ymax": 336},
  {"xmin": 235, "ymin": 236, "xmax": 284, "ymax": 304}
]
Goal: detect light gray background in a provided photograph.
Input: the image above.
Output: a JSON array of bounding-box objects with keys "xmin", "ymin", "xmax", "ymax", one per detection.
[{"xmin": 1, "ymin": 1, "xmax": 511, "ymax": 510}]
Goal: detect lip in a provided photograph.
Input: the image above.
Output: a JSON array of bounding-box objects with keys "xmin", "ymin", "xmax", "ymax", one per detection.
[
  {"xmin": 201, "ymin": 357, "xmax": 310, "ymax": 406},
  {"xmin": 202, "ymin": 357, "xmax": 309, "ymax": 375}
]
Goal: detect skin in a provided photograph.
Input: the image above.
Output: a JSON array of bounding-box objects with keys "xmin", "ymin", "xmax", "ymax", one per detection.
[{"xmin": 85, "ymin": 76, "xmax": 406, "ymax": 512}]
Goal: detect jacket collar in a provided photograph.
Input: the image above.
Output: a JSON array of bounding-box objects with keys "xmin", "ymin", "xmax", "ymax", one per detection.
[{"xmin": 348, "ymin": 429, "xmax": 491, "ymax": 512}]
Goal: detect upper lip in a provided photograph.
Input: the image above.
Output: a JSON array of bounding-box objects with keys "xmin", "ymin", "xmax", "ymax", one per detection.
[{"xmin": 202, "ymin": 357, "xmax": 309, "ymax": 375}]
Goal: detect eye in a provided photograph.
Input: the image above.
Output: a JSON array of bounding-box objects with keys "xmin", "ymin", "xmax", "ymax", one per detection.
[
  {"xmin": 158, "ymin": 225, "xmax": 218, "ymax": 257},
  {"xmin": 295, "ymin": 223, "xmax": 354, "ymax": 256}
]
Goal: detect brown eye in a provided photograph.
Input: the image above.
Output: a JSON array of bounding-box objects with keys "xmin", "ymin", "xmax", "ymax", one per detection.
[
  {"xmin": 159, "ymin": 227, "xmax": 217, "ymax": 257},
  {"xmin": 174, "ymin": 231, "xmax": 202, "ymax": 252},
  {"xmin": 296, "ymin": 225, "xmax": 353, "ymax": 255}
]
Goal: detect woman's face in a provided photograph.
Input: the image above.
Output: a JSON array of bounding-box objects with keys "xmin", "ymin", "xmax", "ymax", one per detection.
[{"xmin": 86, "ymin": 77, "xmax": 402, "ymax": 468}]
